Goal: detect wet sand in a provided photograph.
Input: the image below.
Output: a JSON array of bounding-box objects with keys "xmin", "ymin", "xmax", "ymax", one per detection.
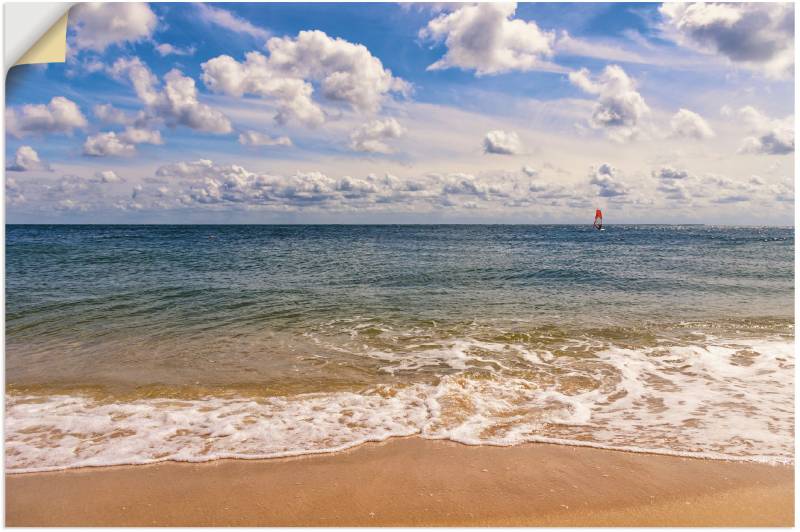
[{"xmin": 6, "ymin": 438, "xmax": 794, "ymax": 526}]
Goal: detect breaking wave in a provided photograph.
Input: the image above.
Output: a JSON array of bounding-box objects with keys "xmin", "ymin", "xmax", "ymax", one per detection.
[{"xmin": 7, "ymin": 335, "xmax": 793, "ymax": 473}]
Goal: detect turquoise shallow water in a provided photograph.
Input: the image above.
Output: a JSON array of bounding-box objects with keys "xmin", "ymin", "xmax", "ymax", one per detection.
[{"xmin": 5, "ymin": 225, "xmax": 795, "ymax": 471}]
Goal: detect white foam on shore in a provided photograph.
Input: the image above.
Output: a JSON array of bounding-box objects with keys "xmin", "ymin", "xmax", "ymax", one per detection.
[{"xmin": 6, "ymin": 336, "xmax": 794, "ymax": 473}]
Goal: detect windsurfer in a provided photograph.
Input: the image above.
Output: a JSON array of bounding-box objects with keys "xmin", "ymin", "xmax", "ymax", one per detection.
[{"xmin": 593, "ymin": 209, "xmax": 603, "ymax": 230}]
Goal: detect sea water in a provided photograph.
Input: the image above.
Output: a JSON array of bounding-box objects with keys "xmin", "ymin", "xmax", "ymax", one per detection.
[{"xmin": 5, "ymin": 225, "xmax": 794, "ymax": 472}]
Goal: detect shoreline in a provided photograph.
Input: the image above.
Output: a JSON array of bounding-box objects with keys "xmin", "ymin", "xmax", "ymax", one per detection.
[
  {"xmin": 5, "ymin": 435, "xmax": 793, "ymax": 475},
  {"xmin": 6, "ymin": 437, "xmax": 794, "ymax": 526}
]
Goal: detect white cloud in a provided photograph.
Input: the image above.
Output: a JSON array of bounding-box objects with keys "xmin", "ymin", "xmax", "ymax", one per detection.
[
  {"xmin": 652, "ymin": 165, "xmax": 692, "ymax": 201},
  {"xmin": 770, "ymin": 177, "xmax": 794, "ymax": 203},
  {"xmin": 238, "ymin": 130, "xmax": 293, "ymax": 147},
  {"xmin": 670, "ymin": 108, "xmax": 714, "ymax": 139},
  {"xmin": 483, "ymin": 130, "xmax": 523, "ymax": 155},
  {"xmin": 521, "ymin": 165, "xmax": 538, "ymax": 177},
  {"xmin": 660, "ymin": 3, "xmax": 794, "ymax": 78},
  {"xmin": 569, "ymin": 65, "xmax": 649, "ymax": 142},
  {"xmin": 156, "ymin": 159, "xmax": 220, "ymax": 180},
  {"xmin": 653, "ymin": 166, "xmax": 689, "ymax": 181},
  {"xmin": 703, "ymin": 174, "xmax": 760, "ymax": 204},
  {"xmin": 589, "ymin": 163, "xmax": 628, "ymax": 197},
  {"xmin": 195, "ymin": 4, "xmax": 270, "ymax": 41},
  {"xmin": 10, "ymin": 173, "xmax": 131, "ymax": 213},
  {"xmin": 657, "ymin": 180, "xmax": 690, "ymax": 201},
  {"xmin": 6, "ymin": 145, "xmax": 50, "ymax": 172},
  {"xmin": 156, "ymin": 161, "xmax": 346, "ymax": 206},
  {"xmin": 6, "ymin": 96, "xmax": 88, "ymax": 137},
  {"xmin": 420, "ymin": 2, "xmax": 557, "ymax": 75},
  {"xmin": 6, "ymin": 177, "xmax": 25, "ymax": 205},
  {"xmin": 155, "ymin": 43, "xmax": 196, "ymax": 57},
  {"xmin": 143, "ymin": 159, "xmax": 586, "ymax": 212},
  {"xmin": 83, "ymin": 127, "xmax": 163, "ymax": 157},
  {"xmin": 69, "ymin": 3, "xmax": 157, "ymax": 52},
  {"xmin": 110, "ymin": 57, "xmax": 232, "ymax": 134},
  {"xmin": 349, "ymin": 118, "xmax": 406, "ymax": 153},
  {"xmin": 94, "ymin": 170, "xmax": 123, "ymax": 183},
  {"xmin": 93, "ymin": 104, "xmax": 129, "ymax": 125},
  {"xmin": 82, "ymin": 132, "xmax": 135, "ymax": 157},
  {"xmin": 201, "ymin": 53, "xmax": 323, "ymax": 126},
  {"xmin": 201, "ymin": 30, "xmax": 409, "ymax": 126},
  {"xmin": 734, "ymin": 106, "xmax": 794, "ymax": 155},
  {"xmin": 740, "ymin": 134, "xmax": 794, "ymax": 156},
  {"xmin": 93, "ymin": 104, "xmax": 151, "ymax": 130},
  {"xmin": 441, "ymin": 173, "xmax": 489, "ymax": 197},
  {"xmin": 56, "ymin": 199, "xmax": 88, "ymax": 212},
  {"xmin": 650, "ymin": 165, "xmax": 772, "ymax": 205}
]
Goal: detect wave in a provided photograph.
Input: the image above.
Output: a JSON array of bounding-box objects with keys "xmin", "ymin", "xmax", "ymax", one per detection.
[{"xmin": 6, "ymin": 335, "xmax": 794, "ymax": 473}]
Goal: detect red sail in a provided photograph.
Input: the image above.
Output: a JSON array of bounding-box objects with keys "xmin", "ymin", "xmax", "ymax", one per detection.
[{"xmin": 593, "ymin": 209, "xmax": 603, "ymax": 229}]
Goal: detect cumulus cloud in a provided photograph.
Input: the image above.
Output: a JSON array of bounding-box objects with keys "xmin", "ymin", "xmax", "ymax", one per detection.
[
  {"xmin": 155, "ymin": 43, "xmax": 196, "ymax": 57},
  {"xmin": 651, "ymin": 165, "xmax": 774, "ymax": 204},
  {"xmin": 652, "ymin": 165, "xmax": 692, "ymax": 200},
  {"xmin": 770, "ymin": 177, "xmax": 794, "ymax": 203},
  {"xmin": 83, "ymin": 127, "xmax": 163, "ymax": 157},
  {"xmin": 202, "ymin": 53, "xmax": 323, "ymax": 126},
  {"xmin": 739, "ymin": 134, "xmax": 793, "ymax": 156},
  {"xmin": 483, "ymin": 130, "xmax": 523, "ymax": 155},
  {"xmin": 195, "ymin": 4, "xmax": 270, "ymax": 41},
  {"xmin": 201, "ymin": 31, "xmax": 409, "ymax": 126},
  {"xmin": 272, "ymin": 29, "xmax": 413, "ymax": 112},
  {"xmin": 93, "ymin": 104, "xmax": 151, "ymax": 129},
  {"xmin": 670, "ymin": 108, "xmax": 714, "ymax": 139},
  {"xmin": 156, "ymin": 161, "xmax": 356, "ymax": 206},
  {"xmin": 10, "ymin": 153, "xmax": 604, "ymax": 217},
  {"xmin": 521, "ymin": 165, "xmax": 538, "ymax": 177},
  {"xmin": 569, "ymin": 65, "xmax": 649, "ymax": 142},
  {"xmin": 734, "ymin": 106, "xmax": 794, "ymax": 155},
  {"xmin": 69, "ymin": 3, "xmax": 157, "ymax": 52},
  {"xmin": 703, "ymin": 174, "xmax": 760, "ymax": 204},
  {"xmin": 238, "ymin": 130, "xmax": 293, "ymax": 147},
  {"xmin": 589, "ymin": 163, "xmax": 628, "ymax": 197},
  {"xmin": 6, "ymin": 96, "xmax": 88, "ymax": 137},
  {"xmin": 653, "ymin": 166, "xmax": 689, "ymax": 181},
  {"xmin": 82, "ymin": 133, "xmax": 137, "ymax": 157},
  {"xmin": 155, "ymin": 159, "xmax": 221, "ymax": 181},
  {"xmin": 110, "ymin": 57, "xmax": 232, "ymax": 133},
  {"xmin": 441, "ymin": 173, "xmax": 491, "ymax": 198},
  {"xmin": 6, "ymin": 177, "xmax": 25, "ymax": 205},
  {"xmin": 94, "ymin": 170, "xmax": 123, "ymax": 183},
  {"xmin": 656, "ymin": 179, "xmax": 691, "ymax": 201},
  {"xmin": 349, "ymin": 118, "xmax": 405, "ymax": 153},
  {"xmin": 144, "ymin": 159, "xmax": 586, "ymax": 213},
  {"xmin": 93, "ymin": 103, "xmax": 129, "ymax": 125},
  {"xmin": 660, "ymin": 3, "xmax": 794, "ymax": 78},
  {"xmin": 56, "ymin": 199, "xmax": 89, "ymax": 213},
  {"xmin": 21, "ymin": 173, "xmax": 129, "ymax": 213},
  {"xmin": 6, "ymin": 145, "xmax": 50, "ymax": 172},
  {"xmin": 420, "ymin": 3, "xmax": 557, "ymax": 75}
]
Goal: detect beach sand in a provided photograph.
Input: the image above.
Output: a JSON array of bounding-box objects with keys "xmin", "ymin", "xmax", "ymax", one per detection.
[{"xmin": 6, "ymin": 437, "xmax": 794, "ymax": 526}]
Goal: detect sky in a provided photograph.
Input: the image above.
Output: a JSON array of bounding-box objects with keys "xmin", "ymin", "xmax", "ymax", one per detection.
[{"xmin": 4, "ymin": 2, "xmax": 795, "ymax": 224}]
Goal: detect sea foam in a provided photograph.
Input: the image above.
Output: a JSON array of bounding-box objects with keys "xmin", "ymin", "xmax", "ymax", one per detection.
[{"xmin": 6, "ymin": 336, "xmax": 794, "ymax": 473}]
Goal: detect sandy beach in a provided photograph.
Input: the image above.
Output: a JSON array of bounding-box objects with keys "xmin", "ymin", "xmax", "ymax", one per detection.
[{"xmin": 6, "ymin": 437, "xmax": 794, "ymax": 526}]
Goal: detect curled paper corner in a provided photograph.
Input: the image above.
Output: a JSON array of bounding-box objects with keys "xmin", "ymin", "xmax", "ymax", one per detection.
[
  {"xmin": 5, "ymin": 3, "xmax": 73, "ymax": 71},
  {"xmin": 15, "ymin": 12, "xmax": 69, "ymax": 67}
]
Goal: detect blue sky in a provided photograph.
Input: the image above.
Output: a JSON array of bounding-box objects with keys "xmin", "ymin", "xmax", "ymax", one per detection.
[{"xmin": 5, "ymin": 2, "xmax": 795, "ymax": 224}]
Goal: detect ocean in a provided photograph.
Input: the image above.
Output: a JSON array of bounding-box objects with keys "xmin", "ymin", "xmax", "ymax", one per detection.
[{"xmin": 5, "ymin": 224, "xmax": 794, "ymax": 472}]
